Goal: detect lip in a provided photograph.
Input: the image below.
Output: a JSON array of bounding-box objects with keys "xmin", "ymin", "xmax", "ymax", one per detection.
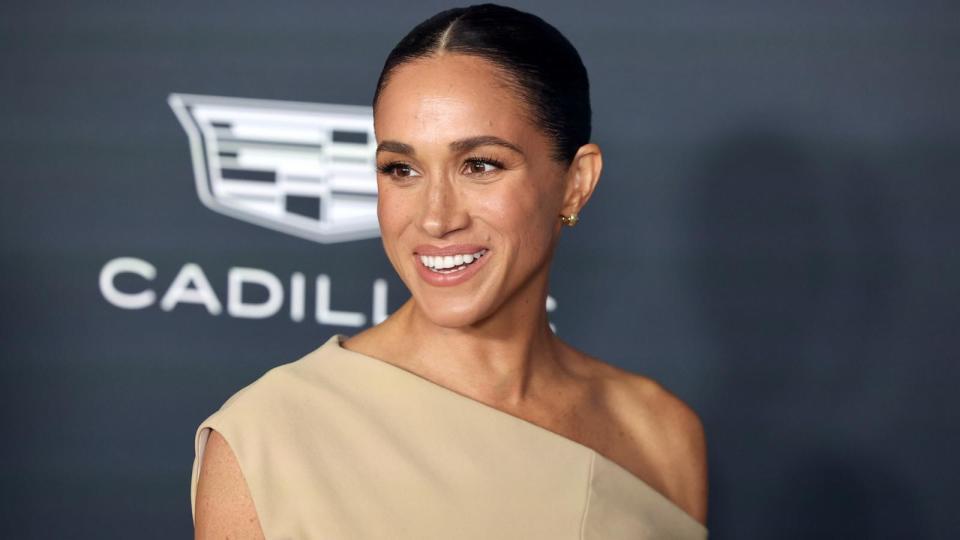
[
  {"xmin": 414, "ymin": 244, "xmax": 488, "ymax": 256},
  {"xmin": 414, "ymin": 248, "xmax": 491, "ymax": 287}
]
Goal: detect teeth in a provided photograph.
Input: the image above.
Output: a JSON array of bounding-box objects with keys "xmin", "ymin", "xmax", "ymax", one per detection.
[{"xmin": 418, "ymin": 249, "xmax": 487, "ymax": 272}]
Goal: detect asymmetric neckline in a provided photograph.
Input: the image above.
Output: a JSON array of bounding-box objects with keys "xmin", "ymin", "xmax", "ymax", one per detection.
[{"xmin": 328, "ymin": 333, "xmax": 706, "ymax": 531}]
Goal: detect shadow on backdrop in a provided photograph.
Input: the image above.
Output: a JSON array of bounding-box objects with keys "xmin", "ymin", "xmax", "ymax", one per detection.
[{"xmin": 683, "ymin": 129, "xmax": 935, "ymax": 538}]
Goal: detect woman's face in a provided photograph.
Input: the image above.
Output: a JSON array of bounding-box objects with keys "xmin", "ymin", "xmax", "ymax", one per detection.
[{"xmin": 373, "ymin": 53, "xmax": 569, "ymax": 328}]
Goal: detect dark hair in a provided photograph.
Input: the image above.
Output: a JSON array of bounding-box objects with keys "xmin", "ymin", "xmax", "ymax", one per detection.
[{"xmin": 372, "ymin": 3, "xmax": 591, "ymax": 166}]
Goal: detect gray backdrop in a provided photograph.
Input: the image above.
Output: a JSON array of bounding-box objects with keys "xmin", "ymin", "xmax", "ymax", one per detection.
[{"xmin": 2, "ymin": 1, "xmax": 958, "ymax": 538}]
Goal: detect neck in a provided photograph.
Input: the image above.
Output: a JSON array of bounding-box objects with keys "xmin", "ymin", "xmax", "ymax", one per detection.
[{"xmin": 389, "ymin": 272, "xmax": 565, "ymax": 409}]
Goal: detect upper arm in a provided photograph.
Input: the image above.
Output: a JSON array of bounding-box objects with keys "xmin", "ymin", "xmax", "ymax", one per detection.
[{"xmin": 194, "ymin": 429, "xmax": 266, "ymax": 540}]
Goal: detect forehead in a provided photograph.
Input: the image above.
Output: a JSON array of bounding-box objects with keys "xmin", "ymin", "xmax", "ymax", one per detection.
[{"xmin": 373, "ymin": 54, "xmax": 537, "ymax": 148}]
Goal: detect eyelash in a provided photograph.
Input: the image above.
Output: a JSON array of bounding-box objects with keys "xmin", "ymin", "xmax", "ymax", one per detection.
[{"xmin": 376, "ymin": 155, "xmax": 505, "ymax": 179}]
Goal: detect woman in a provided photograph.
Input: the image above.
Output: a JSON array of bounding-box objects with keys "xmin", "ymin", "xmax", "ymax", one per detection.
[{"xmin": 192, "ymin": 4, "xmax": 707, "ymax": 539}]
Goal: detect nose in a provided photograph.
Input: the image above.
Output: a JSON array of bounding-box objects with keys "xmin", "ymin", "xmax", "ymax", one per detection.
[{"xmin": 418, "ymin": 173, "xmax": 470, "ymax": 238}]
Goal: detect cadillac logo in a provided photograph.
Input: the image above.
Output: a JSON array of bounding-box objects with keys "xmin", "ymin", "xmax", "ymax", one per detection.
[{"xmin": 168, "ymin": 93, "xmax": 380, "ymax": 244}]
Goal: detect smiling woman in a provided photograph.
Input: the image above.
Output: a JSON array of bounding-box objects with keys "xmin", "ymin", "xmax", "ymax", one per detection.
[
  {"xmin": 371, "ymin": 49, "xmax": 591, "ymax": 327},
  {"xmin": 191, "ymin": 4, "xmax": 708, "ymax": 539}
]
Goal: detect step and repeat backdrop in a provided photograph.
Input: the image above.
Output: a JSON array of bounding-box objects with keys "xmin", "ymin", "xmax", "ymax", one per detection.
[{"xmin": 2, "ymin": 1, "xmax": 957, "ymax": 538}]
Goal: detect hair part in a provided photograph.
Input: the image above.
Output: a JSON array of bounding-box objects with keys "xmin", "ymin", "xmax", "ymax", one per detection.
[{"xmin": 372, "ymin": 3, "xmax": 592, "ymax": 167}]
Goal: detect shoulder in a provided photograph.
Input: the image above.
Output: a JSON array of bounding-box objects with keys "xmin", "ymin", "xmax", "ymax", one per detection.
[
  {"xmin": 568, "ymin": 349, "xmax": 707, "ymax": 524},
  {"xmin": 565, "ymin": 349, "xmax": 705, "ymax": 446},
  {"xmin": 194, "ymin": 429, "xmax": 265, "ymax": 539},
  {"xmin": 214, "ymin": 338, "xmax": 345, "ymax": 412},
  {"xmin": 192, "ymin": 338, "xmax": 350, "ymax": 537},
  {"xmin": 619, "ymin": 373, "xmax": 706, "ymax": 450},
  {"xmin": 610, "ymin": 369, "xmax": 708, "ymax": 524}
]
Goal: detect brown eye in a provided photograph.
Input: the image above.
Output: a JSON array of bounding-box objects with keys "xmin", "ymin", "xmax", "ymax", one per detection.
[
  {"xmin": 463, "ymin": 157, "xmax": 504, "ymax": 176},
  {"xmin": 377, "ymin": 162, "xmax": 421, "ymax": 179}
]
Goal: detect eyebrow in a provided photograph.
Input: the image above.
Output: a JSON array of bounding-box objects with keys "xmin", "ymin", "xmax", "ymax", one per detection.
[{"xmin": 375, "ymin": 135, "xmax": 525, "ymax": 157}]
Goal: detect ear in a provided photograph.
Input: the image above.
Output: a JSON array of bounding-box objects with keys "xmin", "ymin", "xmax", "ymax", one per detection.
[{"xmin": 560, "ymin": 143, "xmax": 603, "ymax": 217}]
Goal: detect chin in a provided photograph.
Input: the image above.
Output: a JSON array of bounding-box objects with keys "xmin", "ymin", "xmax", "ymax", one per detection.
[{"xmin": 416, "ymin": 297, "xmax": 492, "ymax": 329}]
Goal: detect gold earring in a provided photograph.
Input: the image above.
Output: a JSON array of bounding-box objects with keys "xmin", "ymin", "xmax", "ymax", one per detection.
[{"xmin": 559, "ymin": 212, "xmax": 579, "ymax": 227}]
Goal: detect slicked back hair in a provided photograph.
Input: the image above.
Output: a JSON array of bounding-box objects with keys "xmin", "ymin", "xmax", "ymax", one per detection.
[{"xmin": 372, "ymin": 3, "xmax": 592, "ymax": 167}]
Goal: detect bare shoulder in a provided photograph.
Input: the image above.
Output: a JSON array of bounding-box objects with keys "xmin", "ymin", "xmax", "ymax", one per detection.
[
  {"xmin": 618, "ymin": 370, "xmax": 706, "ymax": 452},
  {"xmin": 613, "ymin": 367, "xmax": 708, "ymax": 524},
  {"xmin": 194, "ymin": 429, "xmax": 265, "ymax": 539},
  {"xmin": 570, "ymin": 351, "xmax": 708, "ymax": 524}
]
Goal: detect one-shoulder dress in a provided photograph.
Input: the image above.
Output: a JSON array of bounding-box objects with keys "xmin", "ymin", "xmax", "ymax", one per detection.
[{"xmin": 190, "ymin": 334, "xmax": 708, "ymax": 539}]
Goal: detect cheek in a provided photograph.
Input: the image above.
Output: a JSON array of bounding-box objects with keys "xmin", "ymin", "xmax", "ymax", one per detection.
[
  {"xmin": 376, "ymin": 188, "xmax": 414, "ymax": 266},
  {"xmin": 376, "ymin": 187, "xmax": 409, "ymax": 235},
  {"xmin": 478, "ymin": 183, "xmax": 558, "ymax": 247}
]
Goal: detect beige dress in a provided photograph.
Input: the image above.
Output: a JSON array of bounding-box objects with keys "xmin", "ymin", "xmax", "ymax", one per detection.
[{"xmin": 190, "ymin": 333, "xmax": 708, "ymax": 539}]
